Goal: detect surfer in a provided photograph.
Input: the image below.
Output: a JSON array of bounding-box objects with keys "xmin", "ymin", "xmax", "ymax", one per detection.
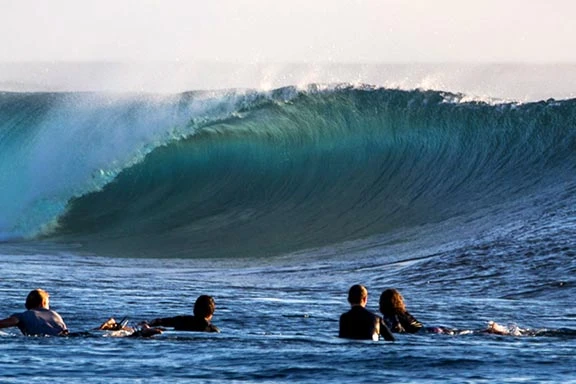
[
  {"xmin": 378, "ymin": 288, "xmax": 424, "ymax": 334},
  {"xmin": 339, "ymin": 284, "xmax": 395, "ymax": 341},
  {"xmin": 0, "ymin": 289, "xmax": 68, "ymax": 336},
  {"xmin": 378, "ymin": 288, "xmax": 533, "ymax": 336},
  {"xmin": 145, "ymin": 295, "xmax": 220, "ymax": 332}
]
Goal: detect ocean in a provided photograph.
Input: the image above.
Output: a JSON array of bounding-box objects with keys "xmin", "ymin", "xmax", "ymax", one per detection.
[{"xmin": 1, "ymin": 67, "xmax": 575, "ymax": 382}]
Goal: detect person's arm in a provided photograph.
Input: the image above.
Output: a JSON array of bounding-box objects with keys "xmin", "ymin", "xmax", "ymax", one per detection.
[
  {"xmin": 129, "ymin": 324, "xmax": 164, "ymax": 338},
  {"xmin": 53, "ymin": 312, "xmax": 68, "ymax": 332},
  {"xmin": 149, "ymin": 316, "xmax": 177, "ymax": 327},
  {"xmin": 379, "ymin": 318, "xmax": 396, "ymax": 341},
  {"xmin": 338, "ymin": 314, "xmax": 347, "ymax": 338},
  {"xmin": 371, "ymin": 317, "xmax": 380, "ymax": 341},
  {"xmin": 0, "ymin": 316, "xmax": 19, "ymax": 329},
  {"xmin": 399, "ymin": 312, "xmax": 423, "ymax": 333}
]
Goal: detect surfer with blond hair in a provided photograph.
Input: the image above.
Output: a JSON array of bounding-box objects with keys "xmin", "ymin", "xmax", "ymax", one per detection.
[{"xmin": 0, "ymin": 289, "xmax": 68, "ymax": 336}]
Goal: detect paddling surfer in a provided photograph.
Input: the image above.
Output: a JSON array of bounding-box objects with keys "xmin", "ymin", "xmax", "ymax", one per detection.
[
  {"xmin": 0, "ymin": 289, "xmax": 68, "ymax": 336},
  {"xmin": 146, "ymin": 295, "xmax": 220, "ymax": 332}
]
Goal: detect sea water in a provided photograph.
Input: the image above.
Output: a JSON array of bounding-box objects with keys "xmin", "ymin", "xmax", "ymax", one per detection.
[
  {"xmin": 1, "ymin": 234, "xmax": 574, "ymax": 383},
  {"xmin": 1, "ymin": 79, "xmax": 575, "ymax": 383}
]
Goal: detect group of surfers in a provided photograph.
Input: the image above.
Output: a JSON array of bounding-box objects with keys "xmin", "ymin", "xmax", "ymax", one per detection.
[
  {"xmin": 340, "ymin": 284, "xmax": 533, "ymax": 339},
  {"xmin": 0, "ymin": 289, "xmax": 218, "ymax": 338},
  {"xmin": 0, "ymin": 286, "xmax": 520, "ymax": 339}
]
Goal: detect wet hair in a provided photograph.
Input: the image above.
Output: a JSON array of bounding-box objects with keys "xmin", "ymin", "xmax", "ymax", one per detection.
[
  {"xmin": 379, "ymin": 288, "xmax": 406, "ymax": 315},
  {"xmin": 193, "ymin": 295, "xmax": 216, "ymax": 319},
  {"xmin": 25, "ymin": 289, "xmax": 49, "ymax": 310},
  {"xmin": 347, "ymin": 284, "xmax": 368, "ymax": 305}
]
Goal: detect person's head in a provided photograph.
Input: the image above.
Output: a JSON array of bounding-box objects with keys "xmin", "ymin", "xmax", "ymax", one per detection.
[
  {"xmin": 25, "ymin": 289, "xmax": 50, "ymax": 310},
  {"xmin": 347, "ymin": 284, "xmax": 368, "ymax": 307},
  {"xmin": 193, "ymin": 295, "xmax": 216, "ymax": 320},
  {"xmin": 379, "ymin": 288, "xmax": 406, "ymax": 315}
]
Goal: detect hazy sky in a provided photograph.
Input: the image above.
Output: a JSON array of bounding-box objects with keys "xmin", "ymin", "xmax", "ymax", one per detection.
[{"xmin": 1, "ymin": 0, "xmax": 575, "ymax": 63}]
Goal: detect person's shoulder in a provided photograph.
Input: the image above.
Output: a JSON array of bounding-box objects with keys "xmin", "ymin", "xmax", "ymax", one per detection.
[
  {"xmin": 11, "ymin": 310, "xmax": 34, "ymax": 321},
  {"xmin": 46, "ymin": 308, "xmax": 64, "ymax": 316},
  {"xmin": 357, "ymin": 306, "xmax": 378, "ymax": 317},
  {"xmin": 341, "ymin": 308, "xmax": 353, "ymax": 315},
  {"xmin": 403, "ymin": 311, "xmax": 421, "ymax": 322},
  {"xmin": 340, "ymin": 308, "xmax": 353, "ymax": 320},
  {"xmin": 366, "ymin": 308, "xmax": 381, "ymax": 321},
  {"xmin": 38, "ymin": 308, "xmax": 65, "ymax": 318},
  {"xmin": 401, "ymin": 311, "xmax": 423, "ymax": 331},
  {"xmin": 53, "ymin": 310, "xmax": 65, "ymax": 318},
  {"xmin": 340, "ymin": 307, "xmax": 362, "ymax": 322}
]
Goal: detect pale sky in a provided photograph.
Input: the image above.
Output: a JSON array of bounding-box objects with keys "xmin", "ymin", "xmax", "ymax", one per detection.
[{"xmin": 1, "ymin": 0, "xmax": 575, "ymax": 63}]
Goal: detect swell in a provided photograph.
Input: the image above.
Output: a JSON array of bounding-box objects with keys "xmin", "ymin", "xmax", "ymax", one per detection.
[{"xmin": 39, "ymin": 87, "xmax": 576, "ymax": 258}]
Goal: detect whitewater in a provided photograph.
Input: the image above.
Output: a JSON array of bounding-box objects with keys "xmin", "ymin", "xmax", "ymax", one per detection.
[{"xmin": 1, "ymin": 64, "xmax": 575, "ymax": 383}]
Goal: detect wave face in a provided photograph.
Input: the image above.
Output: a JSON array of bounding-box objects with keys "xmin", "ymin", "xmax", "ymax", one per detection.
[{"xmin": 1, "ymin": 87, "xmax": 576, "ymax": 258}]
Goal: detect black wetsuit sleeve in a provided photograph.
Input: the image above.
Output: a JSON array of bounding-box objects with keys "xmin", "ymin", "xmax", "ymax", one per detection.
[
  {"xmin": 338, "ymin": 314, "xmax": 346, "ymax": 338},
  {"xmin": 400, "ymin": 312, "xmax": 423, "ymax": 333},
  {"xmin": 151, "ymin": 316, "xmax": 178, "ymax": 327},
  {"xmin": 379, "ymin": 319, "xmax": 395, "ymax": 341}
]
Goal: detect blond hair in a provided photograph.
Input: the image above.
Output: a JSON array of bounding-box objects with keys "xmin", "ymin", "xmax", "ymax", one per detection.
[{"xmin": 25, "ymin": 289, "xmax": 49, "ymax": 310}]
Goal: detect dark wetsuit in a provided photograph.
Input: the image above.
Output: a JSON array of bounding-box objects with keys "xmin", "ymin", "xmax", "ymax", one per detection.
[
  {"xmin": 339, "ymin": 306, "xmax": 395, "ymax": 341},
  {"xmin": 151, "ymin": 315, "xmax": 219, "ymax": 332},
  {"xmin": 12, "ymin": 308, "xmax": 68, "ymax": 336},
  {"xmin": 381, "ymin": 311, "xmax": 423, "ymax": 333}
]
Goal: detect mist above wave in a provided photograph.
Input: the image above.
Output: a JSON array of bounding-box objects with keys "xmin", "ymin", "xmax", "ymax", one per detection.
[{"xmin": 1, "ymin": 61, "xmax": 575, "ymax": 102}]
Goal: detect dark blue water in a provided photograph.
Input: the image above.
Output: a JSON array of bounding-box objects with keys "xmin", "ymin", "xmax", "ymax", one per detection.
[
  {"xmin": 1, "ymin": 86, "xmax": 576, "ymax": 382},
  {"xmin": 1, "ymin": 227, "xmax": 574, "ymax": 383}
]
